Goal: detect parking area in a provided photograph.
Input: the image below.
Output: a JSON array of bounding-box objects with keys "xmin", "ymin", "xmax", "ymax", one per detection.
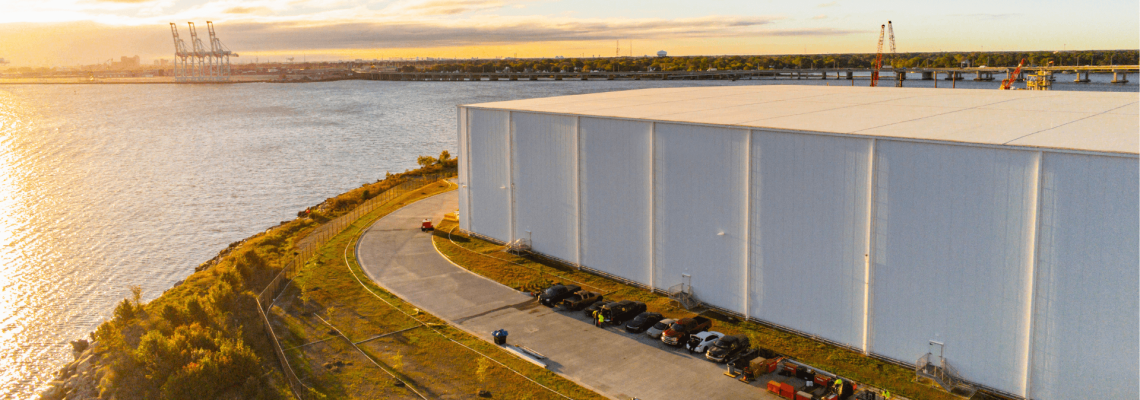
[{"xmin": 356, "ymin": 190, "xmax": 779, "ymax": 400}]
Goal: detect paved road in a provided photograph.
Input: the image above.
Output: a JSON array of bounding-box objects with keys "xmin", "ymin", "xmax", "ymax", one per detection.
[{"xmin": 356, "ymin": 188, "xmax": 776, "ymax": 400}]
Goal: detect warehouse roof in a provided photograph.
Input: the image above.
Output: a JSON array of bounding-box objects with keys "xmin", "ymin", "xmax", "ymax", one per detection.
[{"xmin": 465, "ymin": 85, "xmax": 1139, "ymax": 155}]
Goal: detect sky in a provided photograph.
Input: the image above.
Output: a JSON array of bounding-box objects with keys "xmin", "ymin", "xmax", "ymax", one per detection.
[{"xmin": 0, "ymin": 0, "xmax": 1136, "ymax": 66}]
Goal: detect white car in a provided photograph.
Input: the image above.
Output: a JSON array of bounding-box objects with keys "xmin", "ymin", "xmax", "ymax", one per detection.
[
  {"xmin": 645, "ymin": 318, "xmax": 675, "ymax": 339},
  {"xmin": 688, "ymin": 331, "xmax": 724, "ymax": 353}
]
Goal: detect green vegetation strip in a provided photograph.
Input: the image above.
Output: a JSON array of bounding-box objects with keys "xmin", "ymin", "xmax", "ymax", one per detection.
[
  {"xmin": 432, "ymin": 219, "xmax": 959, "ymax": 400},
  {"xmin": 279, "ymin": 180, "xmax": 605, "ymax": 400}
]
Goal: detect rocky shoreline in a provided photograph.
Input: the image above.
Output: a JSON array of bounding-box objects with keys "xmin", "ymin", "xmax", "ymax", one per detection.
[{"xmin": 40, "ymin": 340, "xmax": 101, "ymax": 400}]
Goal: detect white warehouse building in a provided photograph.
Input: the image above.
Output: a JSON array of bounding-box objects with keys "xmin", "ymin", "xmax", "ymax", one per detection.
[{"xmin": 454, "ymin": 85, "xmax": 1138, "ymax": 399}]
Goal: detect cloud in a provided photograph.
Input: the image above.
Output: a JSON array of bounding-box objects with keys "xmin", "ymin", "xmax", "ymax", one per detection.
[
  {"xmin": 817, "ymin": 1, "xmax": 837, "ymax": 7},
  {"xmin": 0, "ymin": 17, "xmax": 865, "ymax": 65},
  {"xmin": 88, "ymin": 0, "xmax": 156, "ymax": 3},
  {"xmin": 381, "ymin": 0, "xmax": 521, "ymax": 16},
  {"xmin": 212, "ymin": 16, "xmax": 795, "ymax": 50},
  {"xmin": 224, "ymin": 6, "xmax": 272, "ymax": 14},
  {"xmin": 812, "ymin": 14, "xmax": 827, "ymax": 19},
  {"xmin": 952, "ymin": 13, "xmax": 1019, "ymax": 20}
]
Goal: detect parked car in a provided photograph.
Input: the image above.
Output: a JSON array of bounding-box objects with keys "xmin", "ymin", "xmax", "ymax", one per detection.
[
  {"xmin": 661, "ymin": 316, "xmax": 712, "ymax": 346},
  {"xmin": 538, "ymin": 284, "xmax": 581, "ymax": 307},
  {"xmin": 624, "ymin": 312, "xmax": 664, "ymax": 333},
  {"xmin": 706, "ymin": 334, "xmax": 751, "ymax": 362},
  {"xmin": 560, "ymin": 291, "xmax": 602, "ymax": 311},
  {"xmin": 600, "ymin": 300, "xmax": 647, "ymax": 325},
  {"xmin": 687, "ymin": 331, "xmax": 724, "ymax": 353},
  {"xmin": 584, "ymin": 300, "xmax": 614, "ymax": 317},
  {"xmin": 645, "ymin": 318, "xmax": 675, "ymax": 339}
]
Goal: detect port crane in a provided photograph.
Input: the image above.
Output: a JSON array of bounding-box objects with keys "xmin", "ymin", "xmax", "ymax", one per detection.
[{"xmin": 169, "ymin": 23, "xmax": 190, "ymax": 82}]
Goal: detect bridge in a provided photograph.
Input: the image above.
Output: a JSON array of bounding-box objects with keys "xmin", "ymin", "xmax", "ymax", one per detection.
[{"xmin": 361, "ymin": 65, "xmax": 1138, "ymax": 84}]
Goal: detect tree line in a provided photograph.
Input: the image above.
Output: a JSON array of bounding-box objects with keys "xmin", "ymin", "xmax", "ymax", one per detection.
[{"xmin": 408, "ymin": 50, "xmax": 1138, "ymax": 73}]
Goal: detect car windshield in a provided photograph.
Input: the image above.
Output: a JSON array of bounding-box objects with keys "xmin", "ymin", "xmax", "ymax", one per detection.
[
  {"xmin": 544, "ymin": 286, "xmax": 561, "ymax": 296},
  {"xmin": 652, "ymin": 321, "xmax": 669, "ymax": 330},
  {"xmin": 670, "ymin": 323, "xmax": 685, "ymax": 331}
]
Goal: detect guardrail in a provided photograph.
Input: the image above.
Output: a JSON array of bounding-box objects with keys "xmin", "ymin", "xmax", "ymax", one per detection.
[{"xmin": 254, "ymin": 172, "xmax": 454, "ymax": 399}]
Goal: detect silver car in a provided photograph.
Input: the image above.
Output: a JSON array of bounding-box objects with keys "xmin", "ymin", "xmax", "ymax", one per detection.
[{"xmin": 645, "ymin": 318, "xmax": 675, "ymax": 339}]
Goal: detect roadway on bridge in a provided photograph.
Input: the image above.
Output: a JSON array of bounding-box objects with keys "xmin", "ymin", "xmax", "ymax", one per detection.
[{"xmin": 355, "ymin": 187, "xmax": 776, "ymax": 400}]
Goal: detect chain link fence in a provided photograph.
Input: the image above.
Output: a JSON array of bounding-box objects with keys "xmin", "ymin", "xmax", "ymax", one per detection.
[{"xmin": 253, "ymin": 172, "xmax": 454, "ymax": 399}]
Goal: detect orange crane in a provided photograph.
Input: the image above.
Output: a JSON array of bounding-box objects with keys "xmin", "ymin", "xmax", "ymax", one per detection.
[
  {"xmin": 1000, "ymin": 58, "xmax": 1026, "ymax": 90},
  {"xmin": 871, "ymin": 24, "xmax": 885, "ymax": 87}
]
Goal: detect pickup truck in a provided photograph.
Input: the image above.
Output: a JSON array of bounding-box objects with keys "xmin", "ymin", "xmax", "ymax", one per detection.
[
  {"xmin": 600, "ymin": 300, "xmax": 647, "ymax": 325},
  {"xmin": 661, "ymin": 316, "xmax": 711, "ymax": 346},
  {"xmin": 560, "ymin": 291, "xmax": 602, "ymax": 311},
  {"xmin": 538, "ymin": 284, "xmax": 581, "ymax": 307}
]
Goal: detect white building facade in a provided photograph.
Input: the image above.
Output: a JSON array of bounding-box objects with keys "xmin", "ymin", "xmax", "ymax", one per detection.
[{"xmin": 455, "ymin": 86, "xmax": 1138, "ymax": 399}]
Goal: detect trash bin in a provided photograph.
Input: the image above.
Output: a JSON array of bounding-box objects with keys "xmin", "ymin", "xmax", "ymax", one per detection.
[{"xmin": 492, "ymin": 329, "xmax": 508, "ymax": 345}]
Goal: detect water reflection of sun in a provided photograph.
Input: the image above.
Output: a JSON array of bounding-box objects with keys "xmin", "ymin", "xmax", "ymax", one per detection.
[{"xmin": 0, "ymin": 90, "xmax": 23, "ymax": 395}]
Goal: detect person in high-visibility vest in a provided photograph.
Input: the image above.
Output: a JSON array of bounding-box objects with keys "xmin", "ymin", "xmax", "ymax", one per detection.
[
  {"xmin": 597, "ymin": 312, "xmax": 605, "ymax": 327},
  {"xmin": 882, "ymin": 389, "xmax": 892, "ymax": 399},
  {"xmin": 833, "ymin": 379, "xmax": 844, "ymax": 395}
]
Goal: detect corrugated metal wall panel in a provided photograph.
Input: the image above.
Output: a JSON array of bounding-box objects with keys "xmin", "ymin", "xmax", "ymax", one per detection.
[
  {"xmin": 580, "ymin": 117, "xmax": 653, "ymax": 284},
  {"xmin": 749, "ymin": 130, "xmax": 871, "ymax": 348},
  {"xmin": 870, "ymin": 141, "xmax": 1037, "ymax": 395},
  {"xmin": 467, "ymin": 109, "xmax": 512, "ymax": 242},
  {"xmin": 654, "ymin": 123, "xmax": 749, "ymax": 313},
  {"xmin": 1029, "ymin": 153, "xmax": 1139, "ymax": 400},
  {"xmin": 457, "ymin": 107, "xmax": 471, "ymax": 231},
  {"xmin": 511, "ymin": 112, "xmax": 579, "ymax": 262}
]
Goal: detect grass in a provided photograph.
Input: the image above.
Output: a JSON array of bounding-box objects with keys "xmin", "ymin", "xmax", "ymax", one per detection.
[
  {"xmin": 272, "ymin": 180, "xmax": 607, "ymax": 400},
  {"xmin": 81, "ymin": 162, "xmax": 461, "ymax": 400},
  {"xmin": 432, "ymin": 218, "xmax": 961, "ymax": 400}
]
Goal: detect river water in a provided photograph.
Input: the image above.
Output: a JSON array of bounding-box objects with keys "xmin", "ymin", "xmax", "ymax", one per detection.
[{"xmin": 0, "ymin": 76, "xmax": 1134, "ymax": 397}]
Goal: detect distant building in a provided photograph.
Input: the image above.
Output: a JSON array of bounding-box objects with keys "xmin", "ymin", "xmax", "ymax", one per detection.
[
  {"xmin": 111, "ymin": 55, "xmax": 140, "ymax": 69},
  {"xmin": 657, "ymin": 50, "xmax": 667, "ymax": 57}
]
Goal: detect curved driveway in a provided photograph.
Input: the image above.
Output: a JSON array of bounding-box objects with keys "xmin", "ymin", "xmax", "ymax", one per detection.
[{"xmin": 356, "ymin": 189, "xmax": 775, "ymax": 400}]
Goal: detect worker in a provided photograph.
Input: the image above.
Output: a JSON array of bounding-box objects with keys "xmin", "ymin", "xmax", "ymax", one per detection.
[
  {"xmin": 833, "ymin": 379, "xmax": 844, "ymax": 395},
  {"xmin": 882, "ymin": 389, "xmax": 891, "ymax": 399},
  {"xmin": 596, "ymin": 311, "xmax": 605, "ymax": 327}
]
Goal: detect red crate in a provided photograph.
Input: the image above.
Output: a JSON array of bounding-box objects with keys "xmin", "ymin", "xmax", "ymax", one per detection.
[
  {"xmin": 767, "ymin": 381, "xmax": 781, "ymax": 394},
  {"xmin": 779, "ymin": 382, "xmax": 795, "ymax": 399},
  {"xmin": 795, "ymin": 391, "xmax": 813, "ymax": 400},
  {"xmin": 814, "ymin": 375, "xmax": 832, "ymax": 387}
]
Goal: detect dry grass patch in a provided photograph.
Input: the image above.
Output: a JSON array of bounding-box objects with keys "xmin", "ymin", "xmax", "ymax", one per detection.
[{"xmin": 271, "ymin": 181, "xmax": 606, "ymax": 400}]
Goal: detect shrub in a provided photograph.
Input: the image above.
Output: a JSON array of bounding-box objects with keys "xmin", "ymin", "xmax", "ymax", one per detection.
[{"xmin": 113, "ymin": 298, "xmax": 137, "ymax": 323}]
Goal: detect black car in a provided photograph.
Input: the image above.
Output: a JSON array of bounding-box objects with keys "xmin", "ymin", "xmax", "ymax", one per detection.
[
  {"xmin": 560, "ymin": 291, "xmax": 602, "ymax": 310},
  {"xmin": 706, "ymin": 334, "xmax": 751, "ymax": 363},
  {"xmin": 624, "ymin": 312, "xmax": 664, "ymax": 333},
  {"xmin": 588, "ymin": 303, "xmax": 615, "ymax": 319},
  {"xmin": 538, "ymin": 284, "xmax": 581, "ymax": 307},
  {"xmin": 600, "ymin": 300, "xmax": 648, "ymax": 325}
]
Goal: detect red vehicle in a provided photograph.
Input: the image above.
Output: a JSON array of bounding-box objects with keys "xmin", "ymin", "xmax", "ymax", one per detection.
[
  {"xmin": 661, "ymin": 316, "xmax": 711, "ymax": 346},
  {"xmin": 420, "ymin": 218, "xmax": 434, "ymax": 232}
]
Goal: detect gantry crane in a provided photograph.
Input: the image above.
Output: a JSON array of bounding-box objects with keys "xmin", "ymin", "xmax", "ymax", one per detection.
[
  {"xmin": 169, "ymin": 23, "xmax": 190, "ymax": 82},
  {"xmin": 188, "ymin": 22, "xmax": 210, "ymax": 82},
  {"xmin": 207, "ymin": 21, "xmax": 238, "ymax": 81},
  {"xmin": 871, "ymin": 24, "xmax": 885, "ymax": 87}
]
